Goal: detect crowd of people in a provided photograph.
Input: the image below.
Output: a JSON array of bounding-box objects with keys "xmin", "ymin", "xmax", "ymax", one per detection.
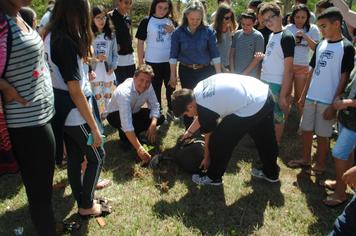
[{"xmin": 0, "ymin": 0, "xmax": 355, "ymax": 235}]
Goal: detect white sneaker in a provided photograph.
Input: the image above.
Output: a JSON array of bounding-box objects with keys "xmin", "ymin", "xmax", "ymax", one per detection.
[
  {"xmin": 251, "ymin": 168, "xmax": 280, "ymax": 183},
  {"xmin": 192, "ymin": 174, "xmax": 222, "ymax": 186}
]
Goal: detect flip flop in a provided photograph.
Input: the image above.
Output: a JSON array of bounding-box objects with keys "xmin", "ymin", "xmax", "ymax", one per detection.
[
  {"xmin": 78, "ymin": 203, "xmax": 111, "ymax": 219},
  {"xmin": 95, "ymin": 179, "xmax": 112, "ymax": 190},
  {"xmin": 319, "ymin": 179, "xmax": 336, "ymax": 191},
  {"xmin": 287, "ymin": 159, "xmax": 311, "ymax": 169},
  {"xmin": 323, "ymin": 195, "xmax": 347, "ymax": 208}
]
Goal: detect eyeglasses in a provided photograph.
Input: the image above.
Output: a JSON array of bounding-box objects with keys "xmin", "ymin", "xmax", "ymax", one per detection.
[
  {"xmin": 95, "ymin": 16, "xmax": 107, "ymax": 21},
  {"xmin": 262, "ymin": 14, "xmax": 277, "ymax": 25},
  {"xmin": 224, "ymin": 16, "xmax": 232, "ymax": 20}
]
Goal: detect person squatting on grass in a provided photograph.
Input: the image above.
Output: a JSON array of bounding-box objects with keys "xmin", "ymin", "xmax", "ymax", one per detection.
[
  {"xmin": 90, "ymin": 5, "xmax": 119, "ymax": 119},
  {"xmin": 171, "ymin": 73, "xmax": 280, "ymax": 186},
  {"xmin": 288, "ymin": 8, "xmax": 354, "ymax": 178},
  {"xmin": 106, "ymin": 64, "xmax": 165, "ymax": 162},
  {"xmin": 43, "ymin": 0, "xmax": 106, "ymax": 218},
  {"xmin": 136, "ymin": 0, "xmax": 177, "ymax": 120},
  {"xmin": 0, "ymin": 0, "xmax": 56, "ymax": 234},
  {"xmin": 259, "ymin": 2, "xmax": 295, "ymax": 145}
]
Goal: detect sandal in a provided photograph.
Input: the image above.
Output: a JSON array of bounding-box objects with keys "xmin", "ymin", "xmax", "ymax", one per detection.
[
  {"xmin": 323, "ymin": 195, "xmax": 347, "ymax": 208},
  {"xmin": 306, "ymin": 166, "xmax": 325, "ymax": 176},
  {"xmin": 319, "ymin": 179, "xmax": 336, "ymax": 191},
  {"xmin": 287, "ymin": 159, "xmax": 310, "ymax": 169}
]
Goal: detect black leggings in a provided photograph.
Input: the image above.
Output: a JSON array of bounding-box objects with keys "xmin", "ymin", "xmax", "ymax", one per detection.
[
  {"xmin": 8, "ymin": 123, "xmax": 56, "ymax": 236},
  {"xmin": 147, "ymin": 62, "xmax": 174, "ymax": 111},
  {"xmin": 114, "ymin": 64, "xmax": 136, "ymax": 85},
  {"xmin": 64, "ymin": 124, "xmax": 105, "ymax": 209},
  {"xmin": 207, "ymin": 95, "xmax": 280, "ymax": 180}
]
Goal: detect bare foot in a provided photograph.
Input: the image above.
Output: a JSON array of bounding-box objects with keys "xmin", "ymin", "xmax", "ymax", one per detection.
[{"xmin": 78, "ymin": 202, "xmax": 101, "ymax": 217}]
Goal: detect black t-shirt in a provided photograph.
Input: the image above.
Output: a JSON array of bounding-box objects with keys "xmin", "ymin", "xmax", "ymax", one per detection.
[
  {"xmin": 256, "ymin": 26, "xmax": 272, "ymax": 52},
  {"xmin": 339, "ymin": 72, "xmax": 356, "ymax": 131},
  {"xmin": 109, "ymin": 9, "xmax": 133, "ymax": 55},
  {"xmin": 51, "ymin": 31, "xmax": 81, "ymax": 83}
]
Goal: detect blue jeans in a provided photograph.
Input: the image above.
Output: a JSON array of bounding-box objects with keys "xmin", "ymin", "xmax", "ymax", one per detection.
[{"xmin": 329, "ymin": 194, "xmax": 356, "ymax": 236}]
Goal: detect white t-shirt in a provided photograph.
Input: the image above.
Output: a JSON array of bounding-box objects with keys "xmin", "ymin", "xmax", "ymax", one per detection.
[
  {"xmin": 307, "ymin": 38, "xmax": 355, "ymax": 104},
  {"xmin": 285, "ymin": 24, "xmax": 320, "ymax": 66},
  {"xmin": 194, "ymin": 73, "xmax": 269, "ymax": 119},
  {"xmin": 261, "ymin": 30, "xmax": 295, "ymax": 85},
  {"xmin": 92, "ymin": 33, "xmax": 116, "ymax": 82},
  {"xmin": 44, "ymin": 33, "xmax": 91, "ymax": 126},
  {"xmin": 136, "ymin": 16, "xmax": 173, "ymax": 63}
]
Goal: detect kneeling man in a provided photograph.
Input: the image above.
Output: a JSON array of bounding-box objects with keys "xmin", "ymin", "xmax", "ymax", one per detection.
[
  {"xmin": 106, "ymin": 64, "xmax": 165, "ymax": 161},
  {"xmin": 171, "ymin": 73, "xmax": 280, "ymax": 185}
]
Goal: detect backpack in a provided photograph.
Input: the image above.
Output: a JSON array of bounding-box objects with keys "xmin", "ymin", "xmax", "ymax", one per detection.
[
  {"xmin": 150, "ymin": 134, "xmax": 205, "ymax": 174},
  {"xmin": 0, "ymin": 11, "xmax": 19, "ymax": 175}
]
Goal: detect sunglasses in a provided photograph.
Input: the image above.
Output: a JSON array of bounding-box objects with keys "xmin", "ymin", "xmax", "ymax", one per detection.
[{"xmin": 224, "ymin": 16, "xmax": 232, "ymax": 20}]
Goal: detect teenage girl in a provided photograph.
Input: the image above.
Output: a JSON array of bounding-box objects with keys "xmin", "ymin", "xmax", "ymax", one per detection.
[
  {"xmin": 44, "ymin": 0, "xmax": 106, "ymax": 217},
  {"xmin": 91, "ymin": 6, "xmax": 118, "ymax": 117},
  {"xmin": 212, "ymin": 3, "xmax": 237, "ymax": 72},
  {"xmin": 136, "ymin": 0, "xmax": 176, "ymax": 118},
  {"xmin": 285, "ymin": 4, "xmax": 320, "ymax": 114}
]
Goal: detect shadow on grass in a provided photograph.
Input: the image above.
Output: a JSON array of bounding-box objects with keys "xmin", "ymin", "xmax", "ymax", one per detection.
[
  {"xmin": 152, "ymin": 171, "xmax": 284, "ymax": 235},
  {"xmin": 103, "ymin": 121, "xmax": 172, "ymax": 186},
  {"xmin": 0, "ymin": 186, "xmax": 77, "ymax": 235},
  {"xmin": 0, "ymin": 173, "xmax": 22, "ymax": 200},
  {"xmin": 295, "ymin": 171, "xmax": 345, "ymax": 235}
]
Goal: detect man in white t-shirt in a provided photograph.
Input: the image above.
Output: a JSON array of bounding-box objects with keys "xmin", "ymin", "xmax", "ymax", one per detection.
[{"xmin": 171, "ymin": 73, "xmax": 280, "ymax": 185}]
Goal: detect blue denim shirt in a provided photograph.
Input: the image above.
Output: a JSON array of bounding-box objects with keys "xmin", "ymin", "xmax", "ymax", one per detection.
[{"xmin": 169, "ymin": 25, "xmax": 221, "ymax": 65}]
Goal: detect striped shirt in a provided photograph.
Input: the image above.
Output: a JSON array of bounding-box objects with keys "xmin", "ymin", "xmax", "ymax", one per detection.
[
  {"xmin": 231, "ymin": 29, "xmax": 264, "ymax": 78},
  {"xmin": 3, "ymin": 16, "xmax": 54, "ymax": 128}
]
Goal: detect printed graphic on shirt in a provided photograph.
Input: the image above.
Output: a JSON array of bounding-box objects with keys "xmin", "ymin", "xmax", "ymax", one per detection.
[
  {"xmin": 315, "ymin": 50, "xmax": 334, "ymax": 76},
  {"xmin": 265, "ymin": 41, "xmax": 275, "ymax": 56},
  {"xmin": 157, "ymin": 24, "xmax": 167, "ymax": 42},
  {"xmin": 202, "ymin": 78, "xmax": 215, "ymax": 98},
  {"xmin": 95, "ymin": 40, "xmax": 108, "ymax": 55}
]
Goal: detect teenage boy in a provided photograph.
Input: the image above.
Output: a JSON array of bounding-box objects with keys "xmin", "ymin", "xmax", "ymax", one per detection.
[
  {"xmin": 171, "ymin": 73, "xmax": 280, "ymax": 185},
  {"xmin": 288, "ymin": 8, "xmax": 354, "ymax": 177},
  {"xmin": 109, "ymin": 0, "xmax": 136, "ymax": 84},
  {"xmin": 322, "ymin": 66, "xmax": 355, "ymax": 207},
  {"xmin": 230, "ymin": 11, "xmax": 264, "ymax": 78},
  {"xmin": 259, "ymin": 2, "xmax": 295, "ymax": 145},
  {"xmin": 106, "ymin": 64, "xmax": 165, "ymax": 161}
]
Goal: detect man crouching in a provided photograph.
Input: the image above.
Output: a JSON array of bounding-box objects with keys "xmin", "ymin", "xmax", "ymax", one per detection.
[
  {"xmin": 106, "ymin": 64, "xmax": 165, "ymax": 162},
  {"xmin": 171, "ymin": 73, "xmax": 280, "ymax": 185}
]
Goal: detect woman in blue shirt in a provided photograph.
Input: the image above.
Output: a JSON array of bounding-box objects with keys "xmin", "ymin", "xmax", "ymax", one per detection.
[{"xmin": 169, "ymin": 0, "xmax": 221, "ymax": 128}]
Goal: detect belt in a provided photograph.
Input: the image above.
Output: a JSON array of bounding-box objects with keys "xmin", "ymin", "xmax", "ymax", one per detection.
[{"xmin": 181, "ymin": 63, "xmax": 208, "ymax": 70}]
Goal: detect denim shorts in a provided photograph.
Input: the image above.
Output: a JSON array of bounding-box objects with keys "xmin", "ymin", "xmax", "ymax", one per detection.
[{"xmin": 332, "ymin": 124, "xmax": 356, "ymax": 160}]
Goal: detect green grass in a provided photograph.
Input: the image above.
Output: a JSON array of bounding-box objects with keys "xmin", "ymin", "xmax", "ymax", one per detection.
[{"xmin": 0, "ymin": 104, "xmax": 352, "ymax": 235}]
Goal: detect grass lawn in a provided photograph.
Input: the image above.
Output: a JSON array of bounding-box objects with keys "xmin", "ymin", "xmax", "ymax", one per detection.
[{"xmin": 0, "ymin": 97, "xmax": 353, "ymax": 236}]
